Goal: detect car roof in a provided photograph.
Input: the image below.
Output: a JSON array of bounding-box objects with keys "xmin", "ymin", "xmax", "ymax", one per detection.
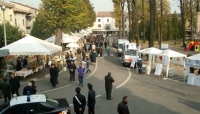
[{"xmin": 10, "ymin": 94, "xmax": 46, "ymax": 106}]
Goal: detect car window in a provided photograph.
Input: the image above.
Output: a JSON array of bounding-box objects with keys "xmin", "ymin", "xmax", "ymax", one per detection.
[
  {"xmin": 2, "ymin": 104, "xmax": 26, "ymax": 114},
  {"xmin": 118, "ymin": 44, "xmax": 123, "ymax": 49},
  {"xmin": 46, "ymin": 96, "xmax": 59, "ymax": 107},
  {"xmin": 125, "ymin": 50, "xmax": 137, "ymax": 56}
]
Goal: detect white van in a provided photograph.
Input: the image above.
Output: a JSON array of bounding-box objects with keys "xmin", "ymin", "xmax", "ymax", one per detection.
[
  {"xmin": 117, "ymin": 39, "xmax": 129, "ymax": 57},
  {"xmin": 121, "ymin": 43, "xmax": 139, "ymax": 66}
]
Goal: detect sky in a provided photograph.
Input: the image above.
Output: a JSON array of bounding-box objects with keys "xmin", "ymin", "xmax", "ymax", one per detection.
[{"xmin": 4, "ymin": 0, "xmax": 181, "ymax": 13}]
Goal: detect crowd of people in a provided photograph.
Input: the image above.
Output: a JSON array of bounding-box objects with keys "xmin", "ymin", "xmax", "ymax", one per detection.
[{"xmin": 0, "ymin": 73, "xmax": 37, "ymax": 104}]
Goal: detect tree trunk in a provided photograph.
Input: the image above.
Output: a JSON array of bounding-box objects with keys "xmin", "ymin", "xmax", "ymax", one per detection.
[
  {"xmin": 127, "ymin": 0, "xmax": 132, "ymax": 42},
  {"xmin": 142, "ymin": 0, "xmax": 146, "ymax": 43},
  {"xmin": 55, "ymin": 28, "xmax": 62, "ymax": 46},
  {"xmin": 180, "ymin": 0, "xmax": 186, "ymax": 46},
  {"xmin": 159, "ymin": 0, "xmax": 163, "ymax": 49},
  {"xmin": 149, "ymin": 0, "xmax": 156, "ymax": 47},
  {"xmin": 119, "ymin": 21, "xmax": 122, "ymax": 38},
  {"xmin": 190, "ymin": 0, "xmax": 193, "ymax": 36}
]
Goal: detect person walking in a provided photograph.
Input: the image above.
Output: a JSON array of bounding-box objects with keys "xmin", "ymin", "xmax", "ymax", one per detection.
[
  {"xmin": 106, "ymin": 45, "xmax": 110, "ymax": 56},
  {"xmin": 82, "ymin": 49, "xmax": 86, "ymax": 61},
  {"xmin": 0, "ymin": 77, "xmax": 12, "ymax": 104},
  {"xmin": 105, "ymin": 72, "xmax": 114, "ymax": 100},
  {"xmin": 68, "ymin": 61, "xmax": 77, "ymax": 81},
  {"xmin": 9, "ymin": 73, "xmax": 20, "ymax": 96},
  {"xmin": 99, "ymin": 47, "xmax": 103, "ymax": 58},
  {"xmin": 87, "ymin": 83, "xmax": 96, "ymax": 114},
  {"xmin": 77, "ymin": 63, "xmax": 85, "ymax": 87},
  {"xmin": 117, "ymin": 96, "xmax": 130, "ymax": 114},
  {"xmin": 49, "ymin": 64, "xmax": 59, "ymax": 88},
  {"xmin": 137, "ymin": 57, "xmax": 143, "ymax": 74},
  {"xmin": 91, "ymin": 49, "xmax": 97, "ymax": 66},
  {"xmin": 23, "ymin": 82, "xmax": 34, "ymax": 95},
  {"xmin": 73, "ymin": 87, "xmax": 86, "ymax": 114},
  {"xmin": 104, "ymin": 41, "xmax": 107, "ymax": 49},
  {"xmin": 85, "ymin": 56, "xmax": 91, "ymax": 73}
]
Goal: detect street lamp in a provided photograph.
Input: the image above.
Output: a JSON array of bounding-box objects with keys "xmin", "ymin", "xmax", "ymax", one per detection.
[{"xmin": 2, "ymin": 0, "xmax": 7, "ymax": 46}]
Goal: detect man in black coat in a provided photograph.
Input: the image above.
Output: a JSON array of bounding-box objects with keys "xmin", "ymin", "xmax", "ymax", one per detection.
[
  {"xmin": 87, "ymin": 83, "xmax": 96, "ymax": 114},
  {"xmin": 73, "ymin": 87, "xmax": 86, "ymax": 114},
  {"xmin": 104, "ymin": 41, "xmax": 107, "ymax": 49},
  {"xmin": 9, "ymin": 74, "xmax": 20, "ymax": 96},
  {"xmin": 117, "ymin": 96, "xmax": 130, "ymax": 114},
  {"xmin": 49, "ymin": 64, "xmax": 59, "ymax": 87},
  {"xmin": 68, "ymin": 61, "xmax": 77, "ymax": 81},
  {"xmin": 105, "ymin": 72, "xmax": 114, "ymax": 100},
  {"xmin": 23, "ymin": 82, "xmax": 34, "ymax": 95}
]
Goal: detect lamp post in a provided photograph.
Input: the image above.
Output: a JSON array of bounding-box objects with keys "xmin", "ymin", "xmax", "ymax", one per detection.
[{"xmin": 2, "ymin": 0, "xmax": 7, "ymax": 46}]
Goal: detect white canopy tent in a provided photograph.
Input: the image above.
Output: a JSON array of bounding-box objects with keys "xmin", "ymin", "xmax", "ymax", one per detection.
[
  {"xmin": 85, "ymin": 29, "xmax": 92, "ymax": 33},
  {"xmin": 66, "ymin": 42, "xmax": 79, "ymax": 48},
  {"xmin": 70, "ymin": 33, "xmax": 81, "ymax": 41},
  {"xmin": 154, "ymin": 49, "xmax": 186, "ymax": 77},
  {"xmin": 0, "ymin": 35, "xmax": 62, "ymax": 55},
  {"xmin": 45, "ymin": 33, "xmax": 77, "ymax": 43},
  {"xmin": 75, "ymin": 32, "xmax": 85, "ymax": 38},
  {"xmin": 137, "ymin": 47, "xmax": 163, "ymax": 75},
  {"xmin": 79, "ymin": 30, "xmax": 89, "ymax": 36},
  {"xmin": 80, "ymin": 30, "xmax": 90, "ymax": 35}
]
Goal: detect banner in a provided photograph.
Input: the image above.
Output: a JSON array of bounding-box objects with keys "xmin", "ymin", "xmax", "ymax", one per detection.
[
  {"xmin": 185, "ymin": 59, "xmax": 200, "ymax": 68},
  {"xmin": 130, "ymin": 56, "xmax": 139, "ymax": 67},
  {"xmin": 154, "ymin": 64, "xmax": 163, "ymax": 76}
]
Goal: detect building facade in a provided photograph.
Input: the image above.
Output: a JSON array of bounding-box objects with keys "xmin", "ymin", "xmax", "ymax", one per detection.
[
  {"xmin": 0, "ymin": 1, "xmax": 15, "ymax": 26},
  {"xmin": 0, "ymin": 1, "xmax": 38, "ymax": 35},
  {"xmin": 10, "ymin": 1, "xmax": 39, "ymax": 34},
  {"xmin": 91, "ymin": 11, "xmax": 130, "ymax": 34}
]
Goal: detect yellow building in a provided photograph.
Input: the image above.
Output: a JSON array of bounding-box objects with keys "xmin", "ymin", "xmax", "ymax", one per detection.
[{"xmin": 0, "ymin": 1, "xmax": 15, "ymax": 26}]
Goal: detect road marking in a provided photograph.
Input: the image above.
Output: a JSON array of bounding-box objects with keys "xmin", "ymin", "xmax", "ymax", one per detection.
[
  {"xmin": 69, "ymin": 94, "xmax": 102, "ymax": 106},
  {"xmin": 37, "ymin": 84, "xmax": 72, "ymax": 93},
  {"xmin": 116, "ymin": 68, "xmax": 131, "ymax": 89},
  {"xmin": 166, "ymin": 78, "xmax": 185, "ymax": 83},
  {"xmin": 86, "ymin": 58, "xmax": 98, "ymax": 79},
  {"xmin": 104, "ymin": 54, "xmax": 114, "ymax": 56}
]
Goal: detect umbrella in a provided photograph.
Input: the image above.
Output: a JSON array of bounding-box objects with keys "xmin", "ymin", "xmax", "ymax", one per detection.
[{"xmin": 66, "ymin": 43, "xmax": 79, "ymax": 48}]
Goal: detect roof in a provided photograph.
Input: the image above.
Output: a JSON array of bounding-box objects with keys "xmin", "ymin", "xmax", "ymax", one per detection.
[
  {"xmin": 10, "ymin": 1, "xmax": 39, "ymax": 10},
  {"xmin": 97, "ymin": 11, "xmax": 114, "ymax": 17},
  {"xmin": 0, "ymin": 1, "xmax": 14, "ymax": 8},
  {"xmin": 10, "ymin": 94, "xmax": 46, "ymax": 106},
  {"xmin": 97, "ymin": 11, "xmax": 129, "ymax": 18},
  {"xmin": 13, "ymin": 8, "xmax": 28, "ymax": 13}
]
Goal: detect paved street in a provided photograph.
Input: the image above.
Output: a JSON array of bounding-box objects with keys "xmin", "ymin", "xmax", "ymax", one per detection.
[{"xmin": 1, "ymin": 46, "xmax": 200, "ymax": 114}]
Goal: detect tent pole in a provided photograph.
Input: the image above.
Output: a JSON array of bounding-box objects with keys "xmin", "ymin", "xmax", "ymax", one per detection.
[{"xmin": 166, "ymin": 57, "xmax": 170, "ymax": 78}]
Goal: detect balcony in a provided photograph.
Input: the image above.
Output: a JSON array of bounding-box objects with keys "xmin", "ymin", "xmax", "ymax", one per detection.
[{"xmin": 26, "ymin": 21, "xmax": 32, "ymax": 28}]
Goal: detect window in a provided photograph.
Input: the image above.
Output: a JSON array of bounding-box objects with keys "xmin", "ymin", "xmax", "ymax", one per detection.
[
  {"xmin": 15, "ymin": 18, "xmax": 17, "ymax": 26},
  {"xmin": 3, "ymin": 104, "xmax": 26, "ymax": 114},
  {"xmin": 98, "ymin": 19, "xmax": 101, "ymax": 22},
  {"xmin": 125, "ymin": 50, "xmax": 137, "ymax": 56},
  {"xmin": 10, "ymin": 15, "xmax": 12, "ymax": 21},
  {"xmin": 23, "ymin": 19, "xmax": 24, "ymax": 26},
  {"xmin": 107, "ymin": 19, "xmax": 109, "ymax": 22},
  {"xmin": 0, "ymin": 14, "xmax": 1, "ymax": 21},
  {"xmin": 125, "ymin": 25, "xmax": 127, "ymax": 28},
  {"xmin": 125, "ymin": 19, "xmax": 126, "ymax": 22},
  {"xmin": 98, "ymin": 24, "xmax": 101, "ymax": 28},
  {"xmin": 26, "ymin": 103, "xmax": 41, "ymax": 113}
]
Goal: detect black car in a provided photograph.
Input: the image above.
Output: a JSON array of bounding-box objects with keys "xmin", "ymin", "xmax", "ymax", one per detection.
[{"xmin": 0, "ymin": 94, "xmax": 71, "ymax": 114}]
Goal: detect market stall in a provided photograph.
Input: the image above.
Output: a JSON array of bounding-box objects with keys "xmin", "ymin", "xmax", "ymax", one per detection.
[
  {"xmin": 45, "ymin": 33, "xmax": 78, "ymax": 43},
  {"xmin": 137, "ymin": 47, "xmax": 163, "ymax": 74},
  {"xmin": 185, "ymin": 53, "xmax": 200, "ymax": 86},
  {"xmin": 0, "ymin": 35, "xmax": 62, "ymax": 78},
  {"xmin": 154, "ymin": 49, "xmax": 186, "ymax": 78}
]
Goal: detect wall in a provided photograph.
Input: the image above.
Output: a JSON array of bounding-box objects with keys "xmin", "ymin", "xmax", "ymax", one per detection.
[
  {"xmin": 0, "ymin": 7, "xmax": 14, "ymax": 26},
  {"xmin": 14, "ymin": 12, "xmax": 26, "ymax": 35}
]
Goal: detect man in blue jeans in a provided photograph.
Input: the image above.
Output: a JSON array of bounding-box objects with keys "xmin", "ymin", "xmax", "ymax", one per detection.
[{"xmin": 77, "ymin": 63, "xmax": 85, "ymax": 87}]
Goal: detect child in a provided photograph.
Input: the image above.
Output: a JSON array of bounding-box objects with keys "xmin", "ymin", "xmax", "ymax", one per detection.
[{"xmin": 85, "ymin": 55, "xmax": 91, "ymax": 73}]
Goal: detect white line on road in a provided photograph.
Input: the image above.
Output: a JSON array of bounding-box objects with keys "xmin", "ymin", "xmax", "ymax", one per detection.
[
  {"xmin": 116, "ymin": 68, "xmax": 131, "ymax": 89},
  {"xmin": 37, "ymin": 84, "xmax": 72, "ymax": 93},
  {"xmin": 69, "ymin": 94, "xmax": 102, "ymax": 106},
  {"xmin": 86, "ymin": 59, "xmax": 98, "ymax": 79}
]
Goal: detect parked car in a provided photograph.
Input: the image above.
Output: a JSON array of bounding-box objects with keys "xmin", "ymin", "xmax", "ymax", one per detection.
[{"xmin": 0, "ymin": 94, "xmax": 71, "ymax": 114}]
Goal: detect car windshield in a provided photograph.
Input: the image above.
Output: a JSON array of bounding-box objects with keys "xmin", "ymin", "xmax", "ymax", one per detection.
[
  {"xmin": 118, "ymin": 44, "xmax": 123, "ymax": 49},
  {"xmin": 125, "ymin": 50, "xmax": 137, "ymax": 56},
  {"xmin": 46, "ymin": 96, "xmax": 59, "ymax": 107}
]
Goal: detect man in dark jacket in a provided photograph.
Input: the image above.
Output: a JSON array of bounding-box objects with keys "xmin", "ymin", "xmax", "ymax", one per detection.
[
  {"xmin": 23, "ymin": 82, "xmax": 34, "ymax": 95},
  {"xmin": 117, "ymin": 96, "xmax": 130, "ymax": 114},
  {"xmin": 68, "ymin": 61, "xmax": 77, "ymax": 81},
  {"xmin": 104, "ymin": 41, "xmax": 107, "ymax": 49},
  {"xmin": 105, "ymin": 72, "xmax": 114, "ymax": 100},
  {"xmin": 87, "ymin": 83, "xmax": 96, "ymax": 114},
  {"xmin": 49, "ymin": 64, "xmax": 59, "ymax": 87},
  {"xmin": 9, "ymin": 74, "xmax": 20, "ymax": 96},
  {"xmin": 0, "ymin": 77, "xmax": 12, "ymax": 103},
  {"xmin": 73, "ymin": 87, "xmax": 86, "ymax": 114}
]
